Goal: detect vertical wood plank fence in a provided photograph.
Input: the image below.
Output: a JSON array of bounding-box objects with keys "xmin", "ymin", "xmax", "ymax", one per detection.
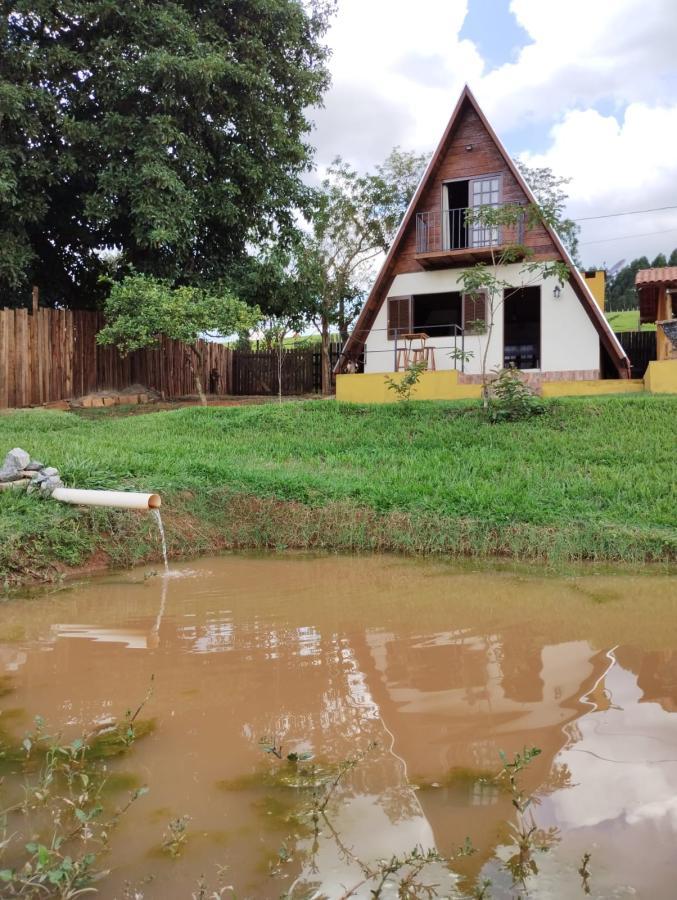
[
  {"xmin": 230, "ymin": 343, "xmax": 342, "ymax": 396},
  {"xmin": 0, "ymin": 308, "xmax": 234, "ymax": 409},
  {"xmin": 0, "ymin": 307, "xmax": 342, "ymax": 408},
  {"xmin": 614, "ymin": 330, "xmax": 657, "ymax": 378}
]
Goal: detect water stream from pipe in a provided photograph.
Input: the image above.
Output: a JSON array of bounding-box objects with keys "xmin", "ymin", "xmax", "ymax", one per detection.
[{"xmin": 151, "ymin": 508, "xmax": 169, "ymax": 574}]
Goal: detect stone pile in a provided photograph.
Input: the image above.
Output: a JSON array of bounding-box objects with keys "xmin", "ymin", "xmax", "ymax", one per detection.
[{"xmin": 0, "ymin": 448, "xmax": 64, "ymax": 498}]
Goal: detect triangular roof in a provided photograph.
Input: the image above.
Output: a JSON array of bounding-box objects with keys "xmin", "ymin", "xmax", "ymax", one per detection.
[{"xmin": 337, "ymin": 85, "xmax": 631, "ymax": 378}]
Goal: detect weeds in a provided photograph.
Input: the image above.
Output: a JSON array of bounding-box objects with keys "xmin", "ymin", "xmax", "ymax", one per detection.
[
  {"xmin": 0, "ymin": 687, "xmax": 153, "ymax": 897},
  {"xmin": 495, "ymin": 747, "xmax": 560, "ymax": 890},
  {"xmin": 253, "ymin": 740, "xmax": 588, "ymax": 899},
  {"xmin": 161, "ymin": 815, "xmax": 191, "ymax": 859},
  {"xmin": 579, "ymin": 851, "xmax": 592, "ymax": 895}
]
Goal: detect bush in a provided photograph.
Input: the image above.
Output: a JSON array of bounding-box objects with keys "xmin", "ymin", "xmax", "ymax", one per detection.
[{"xmin": 487, "ymin": 367, "xmax": 546, "ymax": 423}]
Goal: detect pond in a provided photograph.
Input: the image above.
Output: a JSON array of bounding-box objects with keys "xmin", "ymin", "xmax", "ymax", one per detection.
[{"xmin": 1, "ymin": 554, "xmax": 676, "ymax": 898}]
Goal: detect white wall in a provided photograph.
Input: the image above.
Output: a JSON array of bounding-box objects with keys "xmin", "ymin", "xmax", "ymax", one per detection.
[{"xmin": 362, "ymin": 264, "xmax": 600, "ymax": 376}]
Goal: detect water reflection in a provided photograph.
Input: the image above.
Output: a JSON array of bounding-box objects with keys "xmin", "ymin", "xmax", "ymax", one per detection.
[{"xmin": 0, "ymin": 555, "xmax": 675, "ymax": 897}]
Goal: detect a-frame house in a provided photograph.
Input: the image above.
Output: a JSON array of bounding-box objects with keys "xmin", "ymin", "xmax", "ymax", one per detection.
[{"xmin": 337, "ymin": 86, "xmax": 631, "ymax": 383}]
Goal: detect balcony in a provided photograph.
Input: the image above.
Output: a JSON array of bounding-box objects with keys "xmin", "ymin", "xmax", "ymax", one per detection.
[{"xmin": 414, "ymin": 205, "xmax": 525, "ymax": 268}]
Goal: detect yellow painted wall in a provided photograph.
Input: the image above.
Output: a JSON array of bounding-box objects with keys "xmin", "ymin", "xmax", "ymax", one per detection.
[
  {"xmin": 582, "ymin": 270, "xmax": 605, "ymax": 310},
  {"xmin": 644, "ymin": 360, "xmax": 677, "ymax": 393},
  {"xmin": 541, "ymin": 379, "xmax": 644, "ymax": 397},
  {"xmin": 337, "ymin": 368, "xmax": 675, "ymax": 403},
  {"xmin": 336, "ymin": 370, "xmax": 481, "ymax": 404}
]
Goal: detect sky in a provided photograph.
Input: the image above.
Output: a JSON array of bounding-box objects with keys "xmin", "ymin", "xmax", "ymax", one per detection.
[{"xmin": 310, "ymin": 0, "xmax": 677, "ymax": 269}]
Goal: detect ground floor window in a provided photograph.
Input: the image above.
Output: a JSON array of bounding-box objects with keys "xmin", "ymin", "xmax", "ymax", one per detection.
[
  {"xmin": 412, "ymin": 292, "xmax": 462, "ymax": 337},
  {"xmin": 503, "ymin": 286, "xmax": 541, "ymax": 369}
]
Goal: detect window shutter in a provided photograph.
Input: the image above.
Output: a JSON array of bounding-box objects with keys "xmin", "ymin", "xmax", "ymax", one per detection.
[
  {"xmin": 463, "ymin": 292, "xmax": 487, "ymax": 333},
  {"xmin": 387, "ymin": 297, "xmax": 411, "ymax": 340}
]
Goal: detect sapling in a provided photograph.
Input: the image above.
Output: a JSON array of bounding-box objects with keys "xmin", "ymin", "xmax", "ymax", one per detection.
[
  {"xmin": 384, "ymin": 359, "xmax": 428, "ymax": 405},
  {"xmin": 459, "ymin": 202, "xmax": 569, "ymax": 413}
]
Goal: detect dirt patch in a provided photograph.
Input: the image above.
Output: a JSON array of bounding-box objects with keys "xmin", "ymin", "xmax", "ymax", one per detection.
[{"xmin": 68, "ymin": 395, "xmax": 320, "ymax": 418}]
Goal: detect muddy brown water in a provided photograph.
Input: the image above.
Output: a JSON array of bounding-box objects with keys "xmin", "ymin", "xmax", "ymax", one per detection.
[{"xmin": 1, "ymin": 554, "xmax": 676, "ymax": 898}]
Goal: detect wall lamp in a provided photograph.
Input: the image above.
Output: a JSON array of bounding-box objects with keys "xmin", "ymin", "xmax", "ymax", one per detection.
[
  {"xmin": 553, "ymin": 285, "xmax": 562, "ymax": 300},
  {"xmin": 465, "ymin": 144, "xmax": 473, "ymax": 151}
]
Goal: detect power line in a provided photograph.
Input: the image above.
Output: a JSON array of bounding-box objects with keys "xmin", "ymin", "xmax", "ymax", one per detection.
[
  {"xmin": 573, "ymin": 204, "xmax": 677, "ymax": 222},
  {"xmin": 579, "ymin": 226, "xmax": 677, "ymax": 246}
]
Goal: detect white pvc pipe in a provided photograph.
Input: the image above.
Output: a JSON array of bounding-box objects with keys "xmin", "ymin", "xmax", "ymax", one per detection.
[{"xmin": 51, "ymin": 488, "xmax": 161, "ymax": 510}]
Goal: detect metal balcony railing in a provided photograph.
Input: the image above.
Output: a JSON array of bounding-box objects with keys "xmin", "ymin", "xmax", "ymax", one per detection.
[
  {"xmin": 335, "ymin": 321, "xmax": 468, "ymax": 374},
  {"xmin": 415, "ymin": 204, "xmax": 524, "ymax": 254}
]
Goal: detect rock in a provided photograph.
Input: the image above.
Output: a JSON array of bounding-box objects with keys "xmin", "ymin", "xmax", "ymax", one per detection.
[
  {"xmin": 30, "ymin": 472, "xmax": 47, "ymax": 483},
  {"xmin": 39, "ymin": 475, "xmax": 64, "ymax": 498},
  {"xmin": 0, "ymin": 471, "xmax": 25, "ymax": 483},
  {"xmin": 0, "ymin": 478, "xmax": 30, "ymax": 492},
  {"xmin": 25, "ymin": 460, "xmax": 44, "ymax": 471},
  {"xmin": 42, "ymin": 466, "xmax": 59, "ymax": 477},
  {"xmin": 0, "ymin": 448, "xmax": 30, "ymax": 482},
  {"xmin": 43, "ymin": 400, "xmax": 69, "ymax": 411}
]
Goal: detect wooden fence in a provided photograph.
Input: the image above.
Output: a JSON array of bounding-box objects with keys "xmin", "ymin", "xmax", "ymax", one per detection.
[
  {"xmin": 230, "ymin": 343, "xmax": 343, "ymax": 395},
  {"xmin": 0, "ymin": 307, "xmax": 233, "ymax": 408},
  {"xmin": 615, "ymin": 330, "xmax": 656, "ymax": 378},
  {"xmin": 0, "ymin": 306, "xmax": 344, "ymax": 408}
]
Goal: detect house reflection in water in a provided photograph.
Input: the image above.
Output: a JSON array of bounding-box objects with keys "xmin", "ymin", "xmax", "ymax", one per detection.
[
  {"xmin": 2, "ymin": 557, "xmax": 677, "ymax": 897},
  {"xmin": 349, "ymin": 627, "xmax": 611, "ymax": 878}
]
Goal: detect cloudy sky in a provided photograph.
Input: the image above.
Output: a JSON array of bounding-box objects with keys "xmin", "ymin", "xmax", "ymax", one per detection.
[{"xmin": 310, "ymin": 0, "xmax": 677, "ymax": 268}]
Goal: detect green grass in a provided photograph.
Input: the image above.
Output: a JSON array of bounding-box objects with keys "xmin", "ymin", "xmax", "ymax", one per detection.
[
  {"xmin": 0, "ymin": 395, "xmax": 675, "ymax": 586},
  {"xmin": 605, "ymin": 309, "xmax": 656, "ymax": 332}
]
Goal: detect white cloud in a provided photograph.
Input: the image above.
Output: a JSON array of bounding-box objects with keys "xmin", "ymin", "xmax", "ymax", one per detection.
[
  {"xmin": 478, "ymin": 0, "xmax": 677, "ymax": 129},
  {"xmin": 522, "ymin": 103, "xmax": 677, "ymax": 264},
  {"xmin": 310, "ymin": 0, "xmax": 483, "ymax": 167},
  {"xmin": 310, "ymin": 0, "xmax": 677, "ymax": 263}
]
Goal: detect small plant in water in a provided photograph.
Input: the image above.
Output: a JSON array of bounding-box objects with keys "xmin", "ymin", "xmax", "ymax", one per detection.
[
  {"xmin": 496, "ymin": 746, "xmax": 560, "ymax": 890},
  {"xmin": 0, "ymin": 688, "xmax": 153, "ymax": 898},
  {"xmin": 161, "ymin": 815, "xmax": 191, "ymax": 859},
  {"xmin": 252, "ymin": 737, "xmax": 586, "ymax": 899},
  {"xmin": 579, "ymin": 851, "xmax": 592, "ymax": 895}
]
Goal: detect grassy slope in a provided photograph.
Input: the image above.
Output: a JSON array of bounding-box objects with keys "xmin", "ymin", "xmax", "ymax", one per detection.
[
  {"xmin": 0, "ymin": 395, "xmax": 675, "ymax": 585},
  {"xmin": 605, "ymin": 310, "xmax": 656, "ymax": 332}
]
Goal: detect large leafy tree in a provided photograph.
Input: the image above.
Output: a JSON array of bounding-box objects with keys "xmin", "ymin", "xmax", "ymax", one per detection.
[
  {"xmin": 0, "ymin": 0, "xmax": 333, "ymax": 307},
  {"xmin": 302, "ymin": 148, "xmax": 429, "ymax": 393}
]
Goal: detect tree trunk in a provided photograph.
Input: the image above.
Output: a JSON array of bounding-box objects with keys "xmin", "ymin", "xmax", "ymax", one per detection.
[
  {"xmin": 321, "ymin": 316, "xmax": 332, "ymax": 396},
  {"xmin": 338, "ymin": 297, "xmax": 349, "ymax": 345},
  {"xmin": 277, "ymin": 338, "xmax": 284, "ymax": 404},
  {"xmin": 480, "ymin": 320, "xmax": 494, "ymax": 410},
  {"xmin": 189, "ymin": 344, "xmax": 207, "ymax": 406}
]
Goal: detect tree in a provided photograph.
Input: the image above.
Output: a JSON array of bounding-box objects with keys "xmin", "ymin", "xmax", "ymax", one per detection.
[
  {"xmin": 0, "ymin": 0, "xmax": 333, "ymax": 308},
  {"xmin": 669, "ymin": 248, "xmax": 677, "ymax": 267},
  {"xmin": 458, "ymin": 203, "xmax": 568, "ymax": 409},
  {"xmin": 606, "ymin": 256, "xmax": 651, "ymax": 311},
  {"xmin": 97, "ymin": 274, "xmax": 259, "ymax": 404},
  {"xmin": 229, "ymin": 242, "xmax": 320, "ymax": 398},
  {"xmin": 260, "ymin": 313, "xmax": 302, "ymax": 402},
  {"xmin": 652, "ymin": 252, "xmax": 668, "ymax": 268},
  {"xmin": 303, "ymin": 148, "xmax": 428, "ymax": 393},
  {"xmin": 516, "ymin": 162, "xmax": 581, "ymax": 264}
]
